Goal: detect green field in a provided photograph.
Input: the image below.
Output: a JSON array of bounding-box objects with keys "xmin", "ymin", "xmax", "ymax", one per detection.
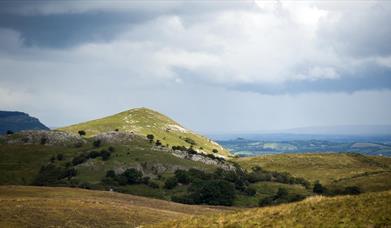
[{"xmin": 153, "ymin": 190, "xmax": 391, "ymax": 227}]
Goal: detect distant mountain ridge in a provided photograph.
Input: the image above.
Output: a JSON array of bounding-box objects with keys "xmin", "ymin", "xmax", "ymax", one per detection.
[
  {"xmin": 0, "ymin": 111, "xmax": 49, "ymax": 134},
  {"xmin": 283, "ymin": 125, "xmax": 391, "ymax": 135}
]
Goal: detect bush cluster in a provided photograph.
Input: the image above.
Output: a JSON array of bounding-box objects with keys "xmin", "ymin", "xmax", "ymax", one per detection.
[
  {"xmin": 102, "ymin": 168, "xmax": 146, "ymax": 186},
  {"xmin": 34, "ymin": 164, "xmax": 77, "ymax": 186},
  {"xmin": 72, "ymin": 148, "xmax": 114, "ymax": 166}
]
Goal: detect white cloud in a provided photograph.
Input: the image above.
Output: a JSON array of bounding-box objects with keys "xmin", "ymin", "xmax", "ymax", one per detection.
[{"xmin": 1, "ymin": 1, "xmax": 391, "ymax": 129}]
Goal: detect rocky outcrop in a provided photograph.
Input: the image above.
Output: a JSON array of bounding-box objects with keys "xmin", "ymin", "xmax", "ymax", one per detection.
[
  {"xmin": 1, "ymin": 130, "xmax": 85, "ymax": 146},
  {"xmin": 0, "ymin": 111, "xmax": 49, "ymax": 134},
  {"xmin": 92, "ymin": 131, "xmax": 135, "ymax": 144},
  {"xmin": 153, "ymin": 146, "xmax": 236, "ymax": 171}
]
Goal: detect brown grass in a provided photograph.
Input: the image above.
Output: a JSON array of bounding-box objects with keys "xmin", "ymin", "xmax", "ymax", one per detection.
[
  {"xmin": 153, "ymin": 190, "xmax": 391, "ymax": 228},
  {"xmin": 0, "ymin": 186, "xmax": 234, "ymax": 227}
]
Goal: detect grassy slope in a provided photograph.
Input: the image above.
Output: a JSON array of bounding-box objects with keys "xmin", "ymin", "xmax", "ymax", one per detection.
[
  {"xmin": 0, "ymin": 186, "xmax": 232, "ymax": 228},
  {"xmin": 58, "ymin": 108, "xmax": 231, "ymax": 157},
  {"xmin": 153, "ymin": 190, "xmax": 391, "ymax": 227},
  {"xmin": 0, "ymin": 138, "xmax": 217, "ymax": 197},
  {"xmin": 236, "ymin": 153, "xmax": 391, "ymax": 190}
]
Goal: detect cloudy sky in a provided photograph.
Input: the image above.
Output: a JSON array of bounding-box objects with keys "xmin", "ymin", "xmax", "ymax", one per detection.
[{"xmin": 0, "ymin": 0, "xmax": 391, "ymax": 133}]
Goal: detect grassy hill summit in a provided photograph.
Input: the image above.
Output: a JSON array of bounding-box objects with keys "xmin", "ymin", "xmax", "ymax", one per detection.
[{"xmin": 58, "ymin": 107, "xmax": 231, "ymax": 157}]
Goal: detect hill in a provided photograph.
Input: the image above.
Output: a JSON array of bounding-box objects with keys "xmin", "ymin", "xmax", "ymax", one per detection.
[
  {"xmin": 0, "ymin": 111, "xmax": 49, "ymax": 134},
  {"xmin": 0, "ymin": 186, "xmax": 233, "ymax": 227},
  {"xmin": 236, "ymin": 153, "xmax": 391, "ymax": 191},
  {"xmin": 153, "ymin": 190, "xmax": 391, "ymax": 227},
  {"xmin": 58, "ymin": 108, "xmax": 231, "ymax": 157}
]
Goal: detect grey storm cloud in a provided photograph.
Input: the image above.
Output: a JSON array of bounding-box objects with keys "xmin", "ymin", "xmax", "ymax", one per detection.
[{"xmin": 0, "ymin": 0, "xmax": 390, "ymax": 131}]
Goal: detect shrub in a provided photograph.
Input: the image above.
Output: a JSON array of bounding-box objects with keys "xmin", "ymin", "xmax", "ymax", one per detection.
[
  {"xmin": 79, "ymin": 182, "xmax": 93, "ymax": 189},
  {"xmin": 189, "ymin": 180, "xmax": 236, "ymax": 206},
  {"xmin": 313, "ymin": 180, "xmax": 325, "ymax": 194},
  {"xmin": 276, "ymin": 187, "xmax": 288, "ymax": 198},
  {"xmin": 212, "ymin": 149, "xmax": 219, "ymax": 153},
  {"xmin": 56, "ymin": 154, "xmax": 64, "ymax": 161},
  {"xmin": 33, "ymin": 164, "xmax": 77, "ymax": 186},
  {"xmin": 88, "ymin": 151, "xmax": 101, "ymax": 159},
  {"xmin": 93, "ymin": 140, "xmax": 101, "ymax": 148},
  {"xmin": 344, "ymin": 186, "xmax": 361, "ymax": 195},
  {"xmin": 172, "ymin": 145, "xmax": 187, "ymax": 151},
  {"xmin": 122, "ymin": 168, "xmax": 142, "ymax": 184},
  {"xmin": 108, "ymin": 146, "xmax": 115, "ymax": 152},
  {"xmin": 100, "ymin": 150, "xmax": 111, "ymax": 161},
  {"xmin": 148, "ymin": 181, "xmax": 160, "ymax": 189},
  {"xmin": 171, "ymin": 195, "xmax": 194, "ymax": 204},
  {"xmin": 184, "ymin": 137, "xmax": 196, "ymax": 145},
  {"xmin": 155, "ymin": 140, "xmax": 162, "ymax": 146},
  {"xmin": 72, "ymin": 153, "xmax": 89, "ymax": 166},
  {"xmin": 258, "ymin": 196, "xmax": 274, "ymax": 206},
  {"xmin": 141, "ymin": 176, "xmax": 150, "ymax": 185},
  {"xmin": 78, "ymin": 130, "xmax": 86, "ymax": 136},
  {"xmin": 101, "ymin": 177, "xmax": 118, "ymax": 186},
  {"xmin": 187, "ymin": 146, "xmax": 197, "ymax": 154},
  {"xmin": 175, "ymin": 170, "xmax": 191, "ymax": 184},
  {"xmin": 114, "ymin": 175, "xmax": 128, "ymax": 186},
  {"xmin": 164, "ymin": 177, "xmax": 178, "ymax": 189},
  {"xmin": 146, "ymin": 134, "xmax": 154, "ymax": 143},
  {"xmin": 40, "ymin": 137, "xmax": 48, "ymax": 145},
  {"xmin": 106, "ymin": 170, "xmax": 116, "ymax": 178},
  {"xmin": 245, "ymin": 186, "xmax": 257, "ymax": 196},
  {"xmin": 6, "ymin": 130, "xmax": 13, "ymax": 135}
]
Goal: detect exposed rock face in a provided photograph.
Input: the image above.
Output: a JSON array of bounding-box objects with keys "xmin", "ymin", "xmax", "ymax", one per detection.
[
  {"xmin": 1, "ymin": 130, "xmax": 85, "ymax": 146},
  {"xmin": 92, "ymin": 131, "xmax": 135, "ymax": 144},
  {"xmin": 0, "ymin": 111, "xmax": 49, "ymax": 134},
  {"xmin": 154, "ymin": 146, "xmax": 236, "ymax": 171}
]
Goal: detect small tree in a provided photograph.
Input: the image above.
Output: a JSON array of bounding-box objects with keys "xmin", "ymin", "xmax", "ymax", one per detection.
[
  {"xmin": 6, "ymin": 130, "xmax": 14, "ymax": 135},
  {"xmin": 175, "ymin": 170, "xmax": 191, "ymax": 184},
  {"xmin": 164, "ymin": 177, "xmax": 178, "ymax": 189},
  {"xmin": 146, "ymin": 134, "xmax": 154, "ymax": 143},
  {"xmin": 212, "ymin": 149, "xmax": 219, "ymax": 153},
  {"xmin": 184, "ymin": 137, "xmax": 196, "ymax": 145},
  {"xmin": 40, "ymin": 137, "xmax": 48, "ymax": 145},
  {"xmin": 245, "ymin": 186, "xmax": 257, "ymax": 196},
  {"xmin": 93, "ymin": 139, "xmax": 101, "ymax": 148},
  {"xmin": 78, "ymin": 130, "xmax": 86, "ymax": 136},
  {"xmin": 100, "ymin": 150, "xmax": 111, "ymax": 161},
  {"xmin": 344, "ymin": 186, "xmax": 361, "ymax": 195},
  {"xmin": 155, "ymin": 140, "xmax": 162, "ymax": 146},
  {"xmin": 313, "ymin": 180, "xmax": 325, "ymax": 194},
  {"xmin": 56, "ymin": 154, "xmax": 64, "ymax": 161},
  {"xmin": 106, "ymin": 170, "xmax": 116, "ymax": 178},
  {"xmin": 122, "ymin": 168, "xmax": 142, "ymax": 184}
]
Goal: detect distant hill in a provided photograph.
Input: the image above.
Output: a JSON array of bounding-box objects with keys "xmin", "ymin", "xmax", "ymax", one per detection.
[
  {"xmin": 0, "ymin": 111, "xmax": 49, "ymax": 134},
  {"xmin": 154, "ymin": 190, "xmax": 391, "ymax": 227},
  {"xmin": 58, "ymin": 107, "xmax": 231, "ymax": 157}
]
